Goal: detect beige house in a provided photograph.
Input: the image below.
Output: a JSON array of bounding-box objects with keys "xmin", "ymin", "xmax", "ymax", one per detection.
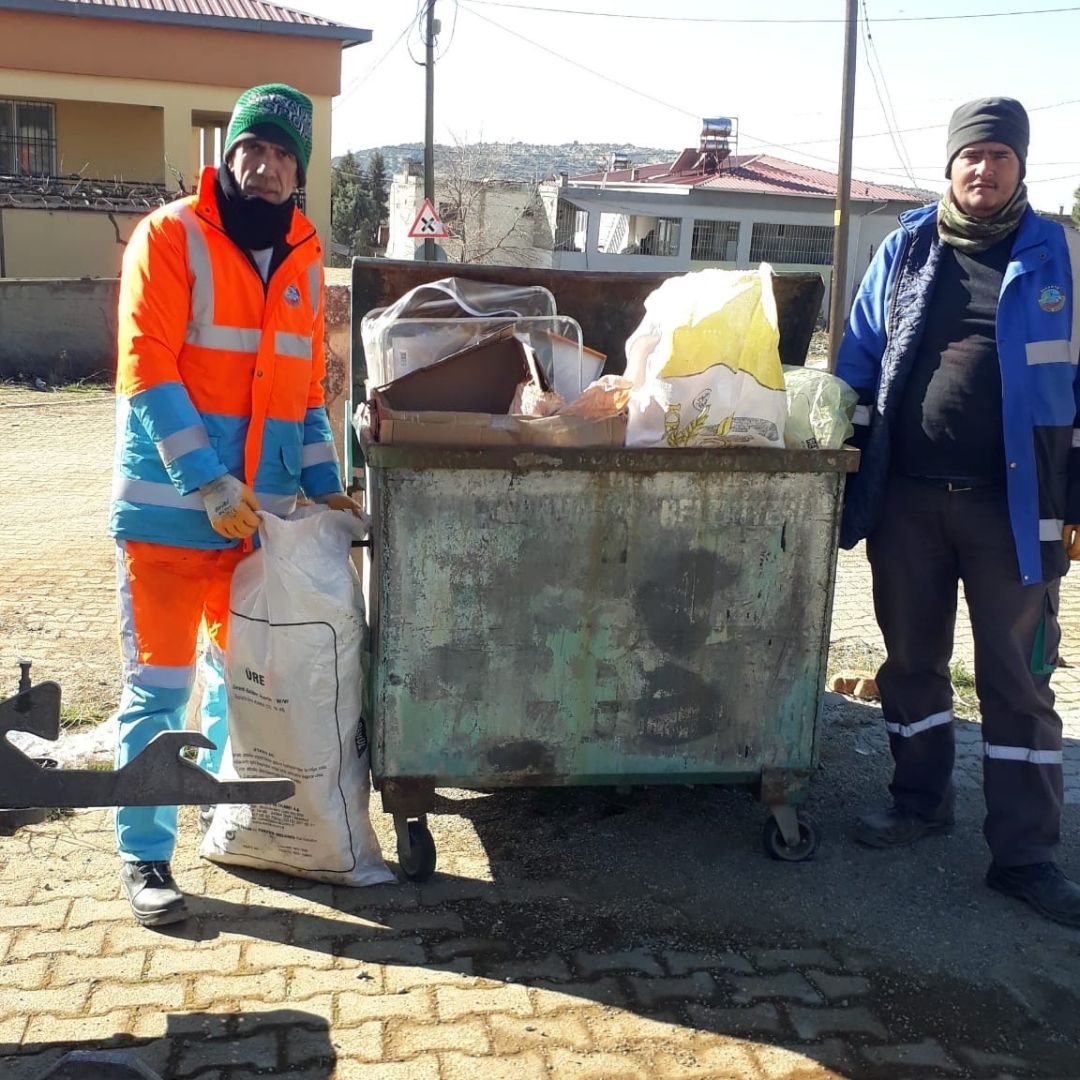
[{"xmin": 0, "ymin": 0, "xmax": 370, "ymax": 277}]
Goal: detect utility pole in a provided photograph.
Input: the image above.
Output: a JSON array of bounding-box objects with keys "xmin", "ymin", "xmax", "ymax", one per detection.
[
  {"xmin": 424, "ymin": 0, "xmax": 436, "ymax": 262},
  {"xmin": 827, "ymin": 0, "xmax": 859, "ymax": 371}
]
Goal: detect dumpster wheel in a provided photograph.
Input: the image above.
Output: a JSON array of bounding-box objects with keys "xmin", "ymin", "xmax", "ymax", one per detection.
[
  {"xmin": 395, "ymin": 815, "xmax": 437, "ymax": 881},
  {"xmin": 762, "ymin": 810, "xmax": 819, "ymax": 862}
]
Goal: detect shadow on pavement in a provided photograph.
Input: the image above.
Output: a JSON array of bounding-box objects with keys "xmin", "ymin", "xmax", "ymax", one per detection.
[
  {"xmin": 0, "ymin": 1009, "xmax": 334, "ymax": 1080},
  {"xmin": 132, "ymin": 696, "xmax": 1080, "ymax": 1078}
]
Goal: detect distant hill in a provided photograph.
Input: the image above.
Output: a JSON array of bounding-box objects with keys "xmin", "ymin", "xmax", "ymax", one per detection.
[{"xmin": 334, "ymin": 142, "xmax": 682, "ymax": 184}]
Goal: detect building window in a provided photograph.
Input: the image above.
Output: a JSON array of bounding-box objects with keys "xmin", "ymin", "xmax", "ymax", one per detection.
[
  {"xmin": 691, "ymin": 219, "xmax": 740, "ymax": 261},
  {"xmin": 749, "ymin": 222, "xmax": 834, "ymax": 265},
  {"xmin": 554, "ymin": 200, "xmax": 587, "ymax": 252},
  {"xmin": 638, "ymin": 216, "xmax": 681, "ymax": 257},
  {"xmin": 0, "ymin": 99, "xmax": 56, "ymax": 176}
]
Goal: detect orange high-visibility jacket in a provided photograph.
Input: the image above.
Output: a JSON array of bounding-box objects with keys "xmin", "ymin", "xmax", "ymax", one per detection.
[{"xmin": 110, "ymin": 165, "xmax": 341, "ymax": 549}]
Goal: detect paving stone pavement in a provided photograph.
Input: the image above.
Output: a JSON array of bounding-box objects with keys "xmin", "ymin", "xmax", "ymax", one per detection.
[{"xmin": 3, "ymin": 388, "xmax": 1080, "ymax": 1080}]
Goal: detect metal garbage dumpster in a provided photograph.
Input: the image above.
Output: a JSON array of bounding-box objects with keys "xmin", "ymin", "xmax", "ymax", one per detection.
[
  {"xmin": 350, "ymin": 259, "xmax": 856, "ymax": 880},
  {"xmin": 361, "ymin": 438, "xmax": 857, "ymax": 879}
]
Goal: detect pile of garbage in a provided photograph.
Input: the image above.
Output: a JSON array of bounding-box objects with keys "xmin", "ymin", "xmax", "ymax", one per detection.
[{"xmin": 357, "ymin": 267, "xmax": 857, "ymax": 452}]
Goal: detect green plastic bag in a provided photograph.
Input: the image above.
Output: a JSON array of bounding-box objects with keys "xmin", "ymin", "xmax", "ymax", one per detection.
[{"xmin": 783, "ymin": 366, "xmax": 858, "ymax": 450}]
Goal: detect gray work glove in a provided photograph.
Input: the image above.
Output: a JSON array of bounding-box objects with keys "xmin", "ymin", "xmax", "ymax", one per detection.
[{"xmin": 200, "ymin": 474, "xmax": 261, "ymax": 540}]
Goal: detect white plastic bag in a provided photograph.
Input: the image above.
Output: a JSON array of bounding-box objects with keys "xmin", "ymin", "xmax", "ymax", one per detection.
[
  {"xmin": 783, "ymin": 365, "xmax": 858, "ymax": 450},
  {"xmin": 199, "ymin": 507, "xmax": 395, "ymax": 887},
  {"xmin": 624, "ymin": 266, "xmax": 787, "ymax": 448}
]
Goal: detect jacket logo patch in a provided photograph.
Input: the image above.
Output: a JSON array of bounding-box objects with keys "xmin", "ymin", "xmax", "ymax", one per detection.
[
  {"xmin": 284, "ymin": 284, "xmax": 301, "ymax": 307},
  {"xmin": 1038, "ymin": 285, "xmax": 1065, "ymax": 313}
]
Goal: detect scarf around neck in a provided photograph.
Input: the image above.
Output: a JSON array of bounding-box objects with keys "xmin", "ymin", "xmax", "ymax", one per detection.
[
  {"xmin": 215, "ymin": 163, "xmax": 295, "ymax": 253},
  {"xmin": 937, "ymin": 182, "xmax": 1027, "ymax": 253}
]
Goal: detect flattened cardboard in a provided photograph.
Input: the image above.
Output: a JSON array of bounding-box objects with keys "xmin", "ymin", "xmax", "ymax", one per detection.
[
  {"xmin": 369, "ymin": 324, "xmax": 626, "ymax": 448},
  {"xmin": 375, "ymin": 409, "xmax": 627, "ymax": 448},
  {"xmin": 371, "ymin": 325, "xmax": 540, "ymax": 415}
]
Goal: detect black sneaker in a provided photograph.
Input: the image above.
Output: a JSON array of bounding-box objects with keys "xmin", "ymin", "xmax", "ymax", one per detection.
[
  {"xmin": 120, "ymin": 861, "xmax": 189, "ymax": 927},
  {"xmin": 986, "ymin": 862, "xmax": 1080, "ymax": 928},
  {"xmin": 855, "ymin": 804, "xmax": 954, "ymax": 848}
]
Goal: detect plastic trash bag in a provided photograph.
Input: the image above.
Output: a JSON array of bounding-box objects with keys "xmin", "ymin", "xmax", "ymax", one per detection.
[
  {"xmin": 783, "ymin": 365, "xmax": 858, "ymax": 450},
  {"xmin": 624, "ymin": 266, "xmax": 786, "ymax": 448},
  {"xmin": 200, "ymin": 507, "xmax": 395, "ymax": 887}
]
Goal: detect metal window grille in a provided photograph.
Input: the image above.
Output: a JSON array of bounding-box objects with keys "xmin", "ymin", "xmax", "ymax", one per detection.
[
  {"xmin": 638, "ymin": 216, "xmax": 681, "ymax": 257},
  {"xmin": 554, "ymin": 200, "xmax": 587, "ymax": 252},
  {"xmin": 749, "ymin": 222, "xmax": 834, "ymax": 266},
  {"xmin": 0, "ymin": 99, "xmax": 56, "ymax": 176},
  {"xmin": 691, "ymin": 219, "xmax": 740, "ymax": 261}
]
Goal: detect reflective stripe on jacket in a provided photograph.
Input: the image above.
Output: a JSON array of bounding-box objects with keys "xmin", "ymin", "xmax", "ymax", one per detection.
[
  {"xmin": 836, "ymin": 203, "xmax": 1080, "ymax": 585},
  {"xmin": 110, "ymin": 165, "xmax": 341, "ymax": 549}
]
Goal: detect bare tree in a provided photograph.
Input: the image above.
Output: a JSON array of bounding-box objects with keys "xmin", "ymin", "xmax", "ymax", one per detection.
[{"xmin": 436, "ymin": 137, "xmax": 549, "ymax": 266}]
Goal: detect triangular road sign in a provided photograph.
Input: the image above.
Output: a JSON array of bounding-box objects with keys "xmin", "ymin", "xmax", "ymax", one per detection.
[{"xmin": 407, "ymin": 197, "xmax": 450, "ymax": 239}]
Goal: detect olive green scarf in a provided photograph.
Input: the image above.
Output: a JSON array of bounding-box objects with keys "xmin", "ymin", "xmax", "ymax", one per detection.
[{"xmin": 937, "ymin": 183, "xmax": 1028, "ymax": 253}]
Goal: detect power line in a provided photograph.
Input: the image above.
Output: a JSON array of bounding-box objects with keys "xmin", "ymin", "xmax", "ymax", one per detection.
[
  {"xmin": 333, "ymin": 6, "xmax": 422, "ymax": 110},
  {"xmin": 775, "ymin": 97, "xmax": 1080, "ymax": 147},
  {"xmin": 460, "ymin": 2, "xmax": 700, "ymax": 121},
  {"xmin": 858, "ymin": 0, "xmax": 918, "ymax": 188},
  {"xmin": 464, "ymin": 0, "xmax": 1080, "ymax": 23},
  {"xmin": 456, "ymin": 0, "xmax": 1078, "ymax": 197},
  {"xmin": 460, "ymin": 0, "xmax": 927, "ymax": 180}
]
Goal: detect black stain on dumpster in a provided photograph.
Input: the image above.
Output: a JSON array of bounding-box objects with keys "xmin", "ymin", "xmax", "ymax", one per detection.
[
  {"xmin": 633, "ymin": 548, "xmax": 730, "ymax": 745},
  {"xmin": 637, "ymin": 549, "xmax": 733, "ymax": 651},
  {"xmin": 635, "ymin": 660, "xmax": 722, "ymax": 744},
  {"xmin": 487, "ymin": 739, "xmax": 557, "ymax": 775},
  {"xmin": 410, "ymin": 641, "xmax": 492, "ymax": 702}
]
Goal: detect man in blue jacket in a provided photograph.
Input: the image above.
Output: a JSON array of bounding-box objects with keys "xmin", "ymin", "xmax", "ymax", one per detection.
[{"xmin": 837, "ymin": 97, "xmax": 1080, "ymax": 926}]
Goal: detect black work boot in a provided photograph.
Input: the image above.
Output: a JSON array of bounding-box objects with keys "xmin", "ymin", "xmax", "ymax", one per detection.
[
  {"xmin": 986, "ymin": 862, "xmax": 1080, "ymax": 928},
  {"xmin": 120, "ymin": 861, "xmax": 189, "ymax": 927},
  {"xmin": 855, "ymin": 803, "xmax": 954, "ymax": 848}
]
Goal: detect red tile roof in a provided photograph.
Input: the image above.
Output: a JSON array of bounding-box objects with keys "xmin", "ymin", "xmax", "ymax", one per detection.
[
  {"xmin": 5, "ymin": 0, "xmax": 371, "ymax": 43},
  {"xmin": 58, "ymin": 0, "xmax": 332, "ymax": 26},
  {"xmin": 572, "ymin": 152, "xmax": 934, "ymax": 204}
]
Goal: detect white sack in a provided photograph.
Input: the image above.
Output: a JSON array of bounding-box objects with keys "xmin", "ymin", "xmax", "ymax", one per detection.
[
  {"xmin": 200, "ymin": 507, "xmax": 395, "ymax": 886},
  {"xmin": 625, "ymin": 266, "xmax": 787, "ymax": 448}
]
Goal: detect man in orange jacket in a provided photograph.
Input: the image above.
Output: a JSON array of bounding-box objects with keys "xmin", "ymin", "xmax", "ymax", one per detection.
[{"xmin": 110, "ymin": 84, "xmax": 360, "ymax": 926}]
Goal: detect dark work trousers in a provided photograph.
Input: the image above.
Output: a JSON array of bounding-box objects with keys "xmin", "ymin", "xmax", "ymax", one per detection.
[{"xmin": 866, "ymin": 476, "xmax": 1063, "ymax": 866}]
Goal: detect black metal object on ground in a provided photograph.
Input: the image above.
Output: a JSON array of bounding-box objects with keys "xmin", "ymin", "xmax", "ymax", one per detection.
[{"xmin": 0, "ymin": 663, "xmax": 295, "ymax": 823}]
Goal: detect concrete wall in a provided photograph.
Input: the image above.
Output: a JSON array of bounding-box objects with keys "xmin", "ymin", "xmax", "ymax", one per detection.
[
  {"xmin": 0, "ymin": 207, "xmax": 143, "ymax": 278},
  {"xmin": 0, "ymin": 277, "xmax": 119, "ymax": 382}
]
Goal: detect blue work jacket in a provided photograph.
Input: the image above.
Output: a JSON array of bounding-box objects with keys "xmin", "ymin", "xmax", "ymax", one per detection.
[{"xmin": 837, "ymin": 203, "xmax": 1080, "ymax": 584}]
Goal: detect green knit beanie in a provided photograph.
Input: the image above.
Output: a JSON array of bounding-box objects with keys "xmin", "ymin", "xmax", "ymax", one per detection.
[{"xmin": 224, "ymin": 83, "xmax": 313, "ymax": 186}]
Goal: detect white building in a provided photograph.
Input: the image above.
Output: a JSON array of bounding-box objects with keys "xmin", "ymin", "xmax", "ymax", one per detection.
[{"xmin": 543, "ymin": 141, "xmax": 934, "ymax": 318}]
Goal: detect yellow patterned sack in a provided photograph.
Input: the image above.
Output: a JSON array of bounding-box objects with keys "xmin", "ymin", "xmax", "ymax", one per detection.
[{"xmin": 624, "ymin": 266, "xmax": 786, "ymax": 448}]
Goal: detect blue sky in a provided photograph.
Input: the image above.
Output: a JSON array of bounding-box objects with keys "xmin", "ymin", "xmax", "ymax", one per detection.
[{"xmin": 289, "ymin": 0, "xmax": 1080, "ymax": 214}]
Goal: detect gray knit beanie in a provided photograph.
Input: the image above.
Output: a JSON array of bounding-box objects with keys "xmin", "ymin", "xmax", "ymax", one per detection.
[{"xmin": 945, "ymin": 97, "xmax": 1029, "ymax": 179}]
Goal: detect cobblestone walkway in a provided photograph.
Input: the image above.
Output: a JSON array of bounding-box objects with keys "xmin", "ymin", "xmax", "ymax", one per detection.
[{"xmin": 3, "ymin": 388, "xmax": 1080, "ymax": 1079}]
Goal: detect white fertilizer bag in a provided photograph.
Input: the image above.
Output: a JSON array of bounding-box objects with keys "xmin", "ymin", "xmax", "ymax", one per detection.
[{"xmin": 200, "ymin": 507, "xmax": 395, "ymax": 886}]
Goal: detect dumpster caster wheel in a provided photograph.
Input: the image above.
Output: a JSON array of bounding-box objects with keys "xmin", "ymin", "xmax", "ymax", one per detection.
[
  {"xmin": 396, "ymin": 818, "xmax": 437, "ymax": 882},
  {"xmin": 763, "ymin": 811, "xmax": 818, "ymax": 862}
]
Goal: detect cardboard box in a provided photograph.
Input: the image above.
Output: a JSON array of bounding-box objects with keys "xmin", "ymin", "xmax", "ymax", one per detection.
[
  {"xmin": 370, "ymin": 326, "xmax": 626, "ymax": 448},
  {"xmin": 374, "ymin": 408, "xmax": 628, "ymax": 448}
]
